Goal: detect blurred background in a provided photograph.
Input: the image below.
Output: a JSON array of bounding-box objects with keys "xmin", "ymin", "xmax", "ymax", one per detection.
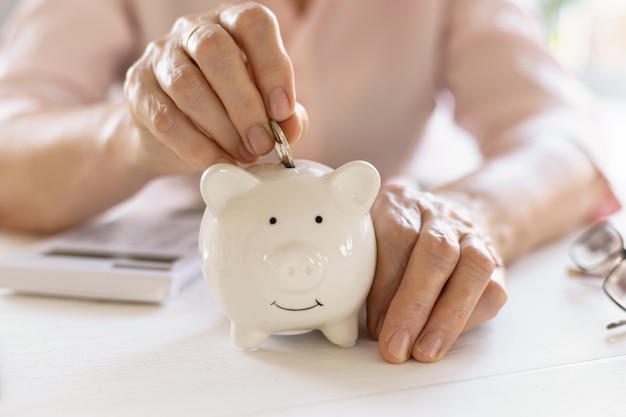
[
  {"xmin": 0, "ymin": 0, "xmax": 624, "ymax": 193},
  {"xmin": 0, "ymin": 0, "xmax": 16, "ymax": 25},
  {"xmin": 1, "ymin": 0, "xmax": 624, "ymax": 98},
  {"xmin": 530, "ymin": 0, "xmax": 626, "ymax": 97},
  {"xmin": 529, "ymin": 0, "xmax": 626, "ymax": 199}
]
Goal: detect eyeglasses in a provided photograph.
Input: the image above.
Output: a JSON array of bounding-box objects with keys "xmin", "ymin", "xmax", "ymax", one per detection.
[{"xmin": 569, "ymin": 220, "xmax": 626, "ymax": 329}]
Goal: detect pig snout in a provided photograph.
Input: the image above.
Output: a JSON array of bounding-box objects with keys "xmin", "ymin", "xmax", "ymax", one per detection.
[{"xmin": 265, "ymin": 243, "xmax": 328, "ymax": 293}]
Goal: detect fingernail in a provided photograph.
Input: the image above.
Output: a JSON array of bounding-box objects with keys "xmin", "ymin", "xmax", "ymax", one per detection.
[
  {"xmin": 247, "ymin": 124, "xmax": 273, "ymax": 155},
  {"xmin": 269, "ymin": 88, "xmax": 291, "ymax": 121},
  {"xmin": 388, "ymin": 331, "xmax": 411, "ymax": 362},
  {"xmin": 416, "ymin": 332, "xmax": 443, "ymax": 361}
]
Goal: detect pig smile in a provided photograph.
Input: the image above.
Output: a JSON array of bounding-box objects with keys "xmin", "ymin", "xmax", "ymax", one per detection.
[{"xmin": 270, "ymin": 299, "xmax": 324, "ymax": 311}]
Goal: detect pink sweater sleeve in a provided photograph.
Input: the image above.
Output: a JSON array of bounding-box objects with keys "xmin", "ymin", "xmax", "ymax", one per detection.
[
  {"xmin": 443, "ymin": 0, "xmax": 621, "ymax": 219},
  {"xmin": 0, "ymin": 0, "xmax": 137, "ymax": 113}
]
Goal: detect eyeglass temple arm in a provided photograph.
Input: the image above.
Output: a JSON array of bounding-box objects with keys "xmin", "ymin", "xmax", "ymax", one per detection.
[{"xmin": 607, "ymin": 320, "xmax": 626, "ymax": 330}]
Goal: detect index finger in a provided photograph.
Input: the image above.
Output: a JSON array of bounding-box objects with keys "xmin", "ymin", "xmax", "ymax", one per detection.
[{"xmin": 219, "ymin": 4, "xmax": 296, "ymax": 122}]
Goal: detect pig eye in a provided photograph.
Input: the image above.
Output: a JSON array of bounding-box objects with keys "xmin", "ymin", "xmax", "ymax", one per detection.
[
  {"xmin": 315, "ymin": 215, "xmax": 323, "ymax": 224},
  {"xmin": 269, "ymin": 217, "xmax": 277, "ymax": 225}
]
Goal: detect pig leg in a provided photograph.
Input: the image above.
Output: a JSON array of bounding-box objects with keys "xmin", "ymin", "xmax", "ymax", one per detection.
[
  {"xmin": 320, "ymin": 313, "xmax": 359, "ymax": 347},
  {"xmin": 231, "ymin": 322, "xmax": 269, "ymax": 351}
]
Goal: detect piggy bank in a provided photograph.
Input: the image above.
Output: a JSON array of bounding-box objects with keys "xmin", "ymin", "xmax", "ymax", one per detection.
[{"xmin": 199, "ymin": 159, "xmax": 381, "ymax": 350}]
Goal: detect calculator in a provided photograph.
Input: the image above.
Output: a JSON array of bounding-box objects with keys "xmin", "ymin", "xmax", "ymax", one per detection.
[{"xmin": 0, "ymin": 209, "xmax": 204, "ymax": 303}]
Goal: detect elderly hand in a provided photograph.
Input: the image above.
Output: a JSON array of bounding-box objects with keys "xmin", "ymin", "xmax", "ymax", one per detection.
[
  {"xmin": 123, "ymin": 3, "xmax": 307, "ymax": 174},
  {"xmin": 366, "ymin": 184, "xmax": 507, "ymax": 363}
]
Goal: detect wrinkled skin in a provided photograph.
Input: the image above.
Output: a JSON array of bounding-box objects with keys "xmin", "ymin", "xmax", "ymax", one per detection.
[
  {"xmin": 124, "ymin": 3, "xmax": 308, "ymax": 174},
  {"xmin": 367, "ymin": 185, "xmax": 506, "ymax": 363}
]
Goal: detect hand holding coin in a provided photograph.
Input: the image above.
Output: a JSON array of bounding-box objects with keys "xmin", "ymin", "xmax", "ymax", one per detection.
[{"xmin": 270, "ymin": 120, "xmax": 295, "ymax": 168}]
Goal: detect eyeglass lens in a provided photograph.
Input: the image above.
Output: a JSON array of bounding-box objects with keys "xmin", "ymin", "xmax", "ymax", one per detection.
[
  {"xmin": 570, "ymin": 222, "xmax": 624, "ymax": 271},
  {"xmin": 605, "ymin": 262, "xmax": 626, "ymax": 311}
]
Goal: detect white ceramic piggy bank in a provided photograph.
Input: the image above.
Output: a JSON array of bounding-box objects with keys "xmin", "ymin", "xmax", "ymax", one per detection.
[{"xmin": 199, "ymin": 159, "xmax": 380, "ymax": 350}]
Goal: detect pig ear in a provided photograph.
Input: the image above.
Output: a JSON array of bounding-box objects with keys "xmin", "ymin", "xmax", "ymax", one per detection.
[
  {"xmin": 200, "ymin": 163, "xmax": 260, "ymax": 216},
  {"xmin": 324, "ymin": 160, "xmax": 381, "ymax": 211}
]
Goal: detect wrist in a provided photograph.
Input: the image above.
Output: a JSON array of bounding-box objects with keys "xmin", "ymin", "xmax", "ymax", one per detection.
[{"xmin": 102, "ymin": 101, "xmax": 159, "ymax": 184}]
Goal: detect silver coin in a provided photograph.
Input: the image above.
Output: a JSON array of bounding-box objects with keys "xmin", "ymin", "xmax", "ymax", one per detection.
[{"xmin": 270, "ymin": 120, "xmax": 295, "ymax": 168}]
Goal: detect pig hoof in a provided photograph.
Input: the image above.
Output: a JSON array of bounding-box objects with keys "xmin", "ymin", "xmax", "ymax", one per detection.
[
  {"xmin": 240, "ymin": 345, "xmax": 260, "ymax": 352},
  {"xmin": 320, "ymin": 318, "xmax": 358, "ymax": 347},
  {"xmin": 231, "ymin": 323, "xmax": 269, "ymax": 351}
]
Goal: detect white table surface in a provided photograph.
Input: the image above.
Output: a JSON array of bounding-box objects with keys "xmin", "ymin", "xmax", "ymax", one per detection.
[{"xmin": 2, "ymin": 99, "xmax": 626, "ymax": 417}]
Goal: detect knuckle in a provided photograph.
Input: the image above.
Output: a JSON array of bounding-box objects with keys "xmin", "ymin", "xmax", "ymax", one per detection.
[
  {"xmin": 124, "ymin": 62, "xmax": 140, "ymax": 85},
  {"xmin": 125, "ymin": 42, "xmax": 163, "ymax": 94},
  {"xmin": 420, "ymin": 227, "xmax": 460, "ymax": 271},
  {"xmin": 372, "ymin": 188, "xmax": 421, "ymax": 241},
  {"xmin": 172, "ymin": 15, "xmax": 195, "ymax": 33},
  {"xmin": 150, "ymin": 102, "xmax": 180, "ymax": 136},
  {"xmin": 123, "ymin": 66, "xmax": 140, "ymax": 99},
  {"xmin": 445, "ymin": 304, "xmax": 472, "ymax": 325},
  {"xmin": 229, "ymin": 3, "xmax": 275, "ymax": 33},
  {"xmin": 460, "ymin": 243, "xmax": 496, "ymax": 280},
  {"xmin": 125, "ymin": 44, "xmax": 159, "ymax": 89},
  {"xmin": 403, "ymin": 298, "xmax": 434, "ymax": 323},
  {"xmin": 192, "ymin": 26, "xmax": 232, "ymax": 58},
  {"xmin": 162, "ymin": 64, "xmax": 204, "ymax": 101},
  {"xmin": 232, "ymin": 93, "xmax": 260, "ymax": 114},
  {"xmin": 145, "ymin": 39, "xmax": 166, "ymax": 58},
  {"xmin": 124, "ymin": 77, "xmax": 149, "ymax": 118},
  {"xmin": 256, "ymin": 58, "xmax": 292, "ymax": 80}
]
